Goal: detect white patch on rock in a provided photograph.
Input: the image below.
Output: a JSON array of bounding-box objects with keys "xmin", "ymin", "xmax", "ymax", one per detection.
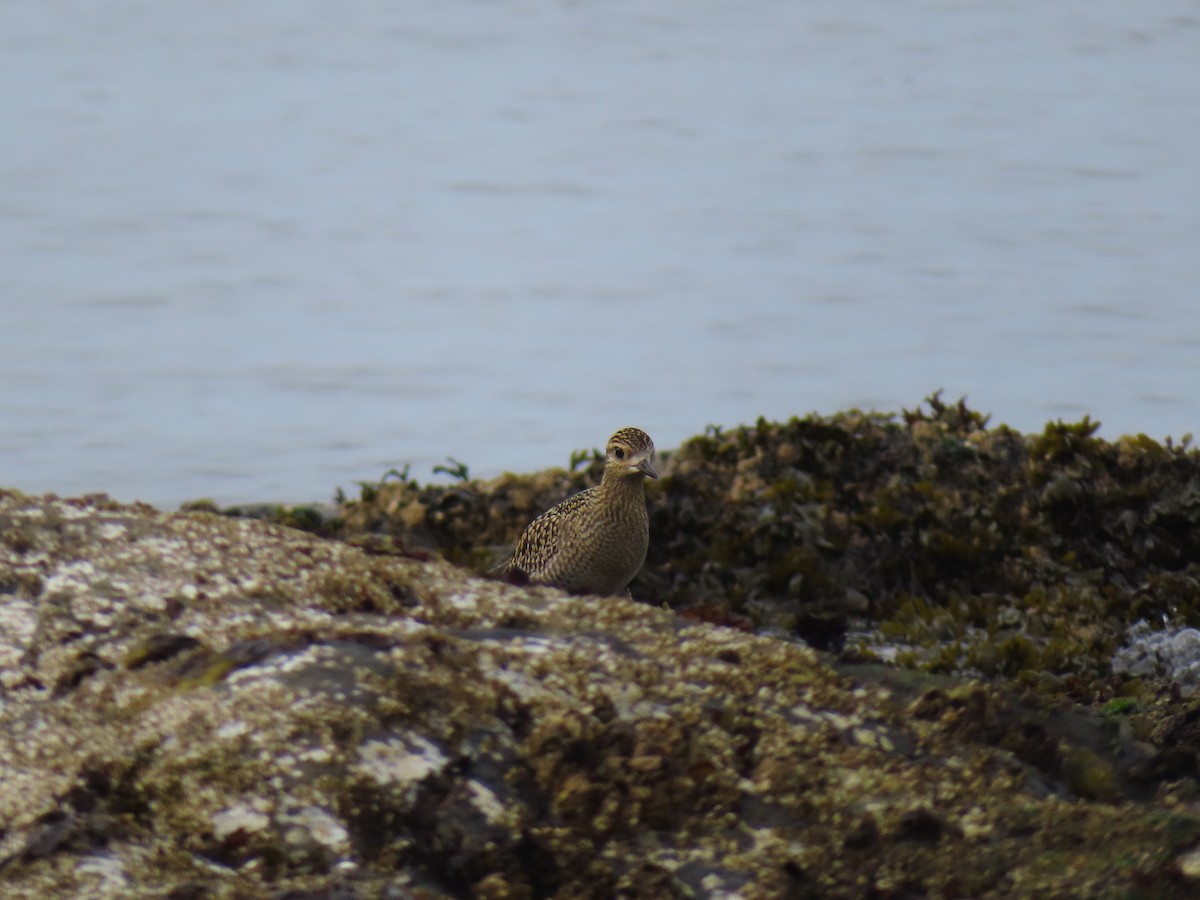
[
  {"xmin": 41, "ymin": 560, "xmax": 98, "ymax": 597},
  {"xmin": 445, "ymin": 591, "xmax": 477, "ymax": 610},
  {"xmin": 96, "ymin": 522, "xmax": 127, "ymax": 541},
  {"xmin": 511, "ymin": 636, "xmax": 556, "ymax": 656},
  {"xmin": 355, "ymin": 735, "xmax": 447, "ymax": 786},
  {"xmin": 132, "ymin": 593, "xmax": 167, "ymax": 613},
  {"xmin": 960, "ymin": 806, "xmax": 993, "ymax": 841},
  {"xmin": 467, "ymin": 779, "xmax": 507, "ymax": 825},
  {"xmin": 216, "ymin": 720, "xmax": 251, "ymax": 741},
  {"xmin": 698, "ymin": 872, "xmax": 744, "ymax": 899},
  {"xmin": 491, "ymin": 668, "xmax": 558, "ymax": 702},
  {"xmin": 1114, "ymin": 622, "xmax": 1200, "ymax": 685},
  {"xmin": 212, "ymin": 801, "xmax": 272, "ymax": 840},
  {"xmin": 0, "ymin": 599, "xmax": 39, "ymax": 676},
  {"xmin": 76, "ymin": 853, "xmax": 128, "ymax": 891},
  {"xmin": 279, "ymin": 804, "xmax": 350, "ymax": 853},
  {"xmin": 1178, "ymin": 845, "xmax": 1200, "ymax": 878}
]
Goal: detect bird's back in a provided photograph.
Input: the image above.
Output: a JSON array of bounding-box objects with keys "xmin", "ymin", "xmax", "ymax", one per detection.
[
  {"xmin": 505, "ymin": 483, "xmax": 648, "ymax": 595},
  {"xmin": 506, "ymin": 487, "xmax": 599, "ymax": 580}
]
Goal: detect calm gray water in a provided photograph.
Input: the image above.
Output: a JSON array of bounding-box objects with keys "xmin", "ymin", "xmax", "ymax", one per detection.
[{"xmin": 2, "ymin": 1, "xmax": 1198, "ymax": 507}]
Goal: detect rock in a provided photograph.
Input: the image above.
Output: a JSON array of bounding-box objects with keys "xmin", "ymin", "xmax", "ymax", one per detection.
[{"xmin": 3, "ymin": 488, "xmax": 1200, "ymax": 896}]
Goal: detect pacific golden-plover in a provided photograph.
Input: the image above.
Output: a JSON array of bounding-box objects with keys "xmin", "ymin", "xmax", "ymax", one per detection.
[{"xmin": 503, "ymin": 427, "xmax": 657, "ymax": 596}]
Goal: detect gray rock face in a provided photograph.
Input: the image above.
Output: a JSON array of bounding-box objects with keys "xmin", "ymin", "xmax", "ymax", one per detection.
[{"xmin": 1, "ymin": 489, "xmax": 1198, "ymax": 897}]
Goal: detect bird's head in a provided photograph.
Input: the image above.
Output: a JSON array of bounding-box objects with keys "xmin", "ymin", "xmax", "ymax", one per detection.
[{"xmin": 605, "ymin": 427, "xmax": 658, "ymax": 480}]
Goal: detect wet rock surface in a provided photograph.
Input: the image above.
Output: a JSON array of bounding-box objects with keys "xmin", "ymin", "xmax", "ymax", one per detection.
[{"xmin": 6, "ymin": 400, "xmax": 1200, "ymax": 897}]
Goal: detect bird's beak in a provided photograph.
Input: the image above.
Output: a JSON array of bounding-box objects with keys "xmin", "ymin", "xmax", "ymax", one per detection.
[{"xmin": 637, "ymin": 457, "xmax": 659, "ymax": 479}]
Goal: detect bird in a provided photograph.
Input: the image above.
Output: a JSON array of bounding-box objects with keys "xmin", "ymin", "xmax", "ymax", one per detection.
[{"xmin": 503, "ymin": 427, "xmax": 657, "ymax": 596}]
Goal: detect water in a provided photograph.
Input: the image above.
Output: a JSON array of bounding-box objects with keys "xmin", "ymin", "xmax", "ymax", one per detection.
[{"xmin": 2, "ymin": 0, "xmax": 1198, "ymax": 507}]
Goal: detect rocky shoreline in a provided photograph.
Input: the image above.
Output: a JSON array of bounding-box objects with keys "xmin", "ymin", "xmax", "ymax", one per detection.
[{"xmin": 4, "ymin": 398, "xmax": 1200, "ymax": 897}]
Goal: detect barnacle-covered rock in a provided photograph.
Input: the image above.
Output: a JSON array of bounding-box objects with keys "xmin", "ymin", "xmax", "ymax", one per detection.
[
  {"xmin": 4, "ymin": 488, "xmax": 1200, "ymax": 897},
  {"xmin": 9, "ymin": 398, "xmax": 1200, "ymax": 896}
]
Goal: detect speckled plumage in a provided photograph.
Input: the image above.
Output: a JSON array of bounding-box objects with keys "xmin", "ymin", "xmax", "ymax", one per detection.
[{"xmin": 505, "ymin": 428, "xmax": 657, "ymax": 596}]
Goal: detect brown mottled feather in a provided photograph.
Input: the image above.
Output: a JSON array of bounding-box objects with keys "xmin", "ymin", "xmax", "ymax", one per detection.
[{"xmin": 505, "ymin": 428, "xmax": 656, "ymax": 596}]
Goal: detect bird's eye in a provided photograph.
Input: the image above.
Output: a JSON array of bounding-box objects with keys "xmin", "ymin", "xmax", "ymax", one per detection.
[{"xmin": 614, "ymin": 447, "xmax": 626, "ymax": 460}]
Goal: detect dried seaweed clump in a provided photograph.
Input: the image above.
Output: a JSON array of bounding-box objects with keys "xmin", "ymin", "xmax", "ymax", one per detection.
[{"xmin": 321, "ymin": 395, "xmax": 1200, "ymax": 688}]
